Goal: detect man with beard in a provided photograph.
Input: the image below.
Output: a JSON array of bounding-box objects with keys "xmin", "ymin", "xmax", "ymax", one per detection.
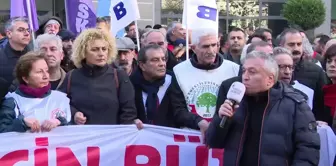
[
  {"xmin": 223, "ymin": 28, "xmax": 246, "ymax": 65},
  {"xmin": 36, "ymin": 17, "xmax": 63, "ymax": 36},
  {"xmin": 35, "ymin": 34, "xmax": 66, "ymax": 90},
  {"xmin": 57, "ymin": 29, "xmax": 76, "ymax": 72},
  {"xmin": 173, "ymin": 28, "xmax": 240, "ymax": 121},
  {"xmin": 0, "ymin": 17, "xmax": 31, "ymax": 83},
  {"xmin": 130, "ymin": 45, "xmax": 209, "ymax": 139},
  {"xmin": 115, "ymin": 37, "xmax": 137, "ymax": 75},
  {"xmin": 279, "ymin": 28, "xmax": 331, "ymax": 124}
]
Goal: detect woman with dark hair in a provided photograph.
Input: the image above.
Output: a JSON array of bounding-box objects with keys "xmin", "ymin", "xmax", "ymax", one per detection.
[
  {"xmin": 322, "ymin": 44, "xmax": 336, "ymax": 130},
  {"xmin": 0, "ymin": 52, "xmax": 71, "ymax": 133}
]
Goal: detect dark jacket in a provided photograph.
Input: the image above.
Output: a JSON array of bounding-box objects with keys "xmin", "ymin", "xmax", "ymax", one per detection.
[
  {"xmin": 130, "ymin": 72, "xmax": 203, "ymax": 129},
  {"xmin": 293, "ymin": 59, "xmax": 331, "ymax": 124},
  {"xmin": 58, "ymin": 62, "xmax": 137, "ymax": 125},
  {"xmin": 206, "ymin": 78, "xmax": 320, "ymax": 166},
  {"xmin": 0, "ymin": 77, "xmax": 10, "ymax": 100},
  {"xmin": 0, "ymin": 97, "xmax": 27, "ymax": 133},
  {"xmin": 166, "ymin": 49, "xmax": 178, "ymax": 71},
  {"xmin": 222, "ymin": 52, "xmax": 241, "ymax": 65},
  {"xmin": 0, "ymin": 37, "xmax": 8, "ymax": 49},
  {"xmin": 0, "ymin": 43, "xmax": 29, "ymax": 83}
]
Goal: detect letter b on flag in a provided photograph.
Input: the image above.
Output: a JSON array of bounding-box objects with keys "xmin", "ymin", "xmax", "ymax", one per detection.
[
  {"xmin": 113, "ymin": 2, "xmax": 127, "ymax": 20},
  {"xmin": 196, "ymin": 6, "xmax": 217, "ymax": 21}
]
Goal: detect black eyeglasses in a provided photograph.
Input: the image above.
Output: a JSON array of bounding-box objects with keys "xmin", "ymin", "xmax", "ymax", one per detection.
[
  {"xmin": 16, "ymin": 27, "xmax": 31, "ymax": 33},
  {"xmin": 278, "ymin": 65, "xmax": 294, "ymax": 71}
]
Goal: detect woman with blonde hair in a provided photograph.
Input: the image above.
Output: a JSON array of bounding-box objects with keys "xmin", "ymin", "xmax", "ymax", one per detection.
[
  {"xmin": 59, "ymin": 28, "xmax": 137, "ymax": 125},
  {"xmin": 0, "ymin": 52, "xmax": 71, "ymax": 133}
]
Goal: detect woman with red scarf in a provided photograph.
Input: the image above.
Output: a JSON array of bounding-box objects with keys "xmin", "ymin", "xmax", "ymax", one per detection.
[
  {"xmin": 0, "ymin": 52, "xmax": 71, "ymax": 133},
  {"xmin": 322, "ymin": 44, "xmax": 336, "ymax": 131}
]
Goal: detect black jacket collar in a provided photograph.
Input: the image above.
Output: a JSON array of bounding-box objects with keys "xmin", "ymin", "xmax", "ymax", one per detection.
[
  {"xmin": 190, "ymin": 53, "xmax": 223, "ymax": 70},
  {"xmin": 80, "ymin": 60, "xmax": 109, "ymax": 77},
  {"xmin": 5, "ymin": 43, "xmax": 28, "ymax": 58}
]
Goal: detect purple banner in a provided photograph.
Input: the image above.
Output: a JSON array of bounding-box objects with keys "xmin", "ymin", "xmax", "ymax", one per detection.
[
  {"xmin": 66, "ymin": 0, "xmax": 97, "ymax": 35},
  {"xmin": 10, "ymin": 0, "xmax": 39, "ymax": 31}
]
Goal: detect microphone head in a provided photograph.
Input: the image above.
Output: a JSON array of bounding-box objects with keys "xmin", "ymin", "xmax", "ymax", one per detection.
[{"xmin": 227, "ymin": 82, "xmax": 246, "ymax": 103}]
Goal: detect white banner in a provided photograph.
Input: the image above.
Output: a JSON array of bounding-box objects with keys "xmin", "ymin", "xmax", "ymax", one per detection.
[
  {"xmin": 109, "ymin": 0, "xmax": 140, "ymax": 36},
  {"xmin": 0, "ymin": 125, "xmax": 223, "ymax": 166},
  {"xmin": 182, "ymin": 0, "xmax": 218, "ymax": 32}
]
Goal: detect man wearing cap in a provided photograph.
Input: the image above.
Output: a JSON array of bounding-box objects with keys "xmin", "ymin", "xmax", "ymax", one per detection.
[
  {"xmin": 115, "ymin": 37, "xmax": 137, "ymax": 76},
  {"xmin": 57, "ymin": 29, "xmax": 76, "ymax": 72},
  {"xmin": 36, "ymin": 17, "xmax": 63, "ymax": 36}
]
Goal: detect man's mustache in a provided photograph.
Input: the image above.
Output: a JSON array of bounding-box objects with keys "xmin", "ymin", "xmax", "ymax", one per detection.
[{"xmin": 292, "ymin": 50, "xmax": 301, "ymax": 56}]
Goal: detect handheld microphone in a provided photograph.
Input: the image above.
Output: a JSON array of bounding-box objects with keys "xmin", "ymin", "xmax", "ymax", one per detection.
[{"xmin": 219, "ymin": 82, "xmax": 246, "ymax": 128}]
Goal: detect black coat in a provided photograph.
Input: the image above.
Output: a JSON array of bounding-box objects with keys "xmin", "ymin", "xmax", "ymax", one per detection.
[
  {"xmin": 58, "ymin": 63, "xmax": 137, "ymax": 125},
  {"xmin": 206, "ymin": 78, "xmax": 320, "ymax": 166},
  {"xmin": 0, "ymin": 43, "xmax": 29, "ymax": 83},
  {"xmin": 130, "ymin": 72, "xmax": 203, "ymax": 129},
  {"xmin": 293, "ymin": 59, "xmax": 331, "ymax": 124}
]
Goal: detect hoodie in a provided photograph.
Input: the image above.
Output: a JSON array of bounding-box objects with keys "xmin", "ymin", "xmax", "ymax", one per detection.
[{"xmin": 36, "ymin": 16, "xmax": 64, "ymax": 36}]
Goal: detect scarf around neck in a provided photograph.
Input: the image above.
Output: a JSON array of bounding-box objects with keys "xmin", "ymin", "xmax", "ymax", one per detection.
[
  {"xmin": 132, "ymin": 69, "xmax": 165, "ymax": 123},
  {"xmin": 19, "ymin": 83, "xmax": 51, "ymax": 98}
]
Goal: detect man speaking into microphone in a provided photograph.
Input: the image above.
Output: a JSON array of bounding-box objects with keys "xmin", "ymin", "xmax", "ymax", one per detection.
[{"xmin": 206, "ymin": 51, "xmax": 320, "ymax": 166}]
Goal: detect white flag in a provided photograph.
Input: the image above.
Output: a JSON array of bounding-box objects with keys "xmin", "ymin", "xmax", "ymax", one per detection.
[
  {"xmin": 109, "ymin": 0, "xmax": 140, "ymax": 36},
  {"xmin": 182, "ymin": 0, "xmax": 218, "ymax": 33}
]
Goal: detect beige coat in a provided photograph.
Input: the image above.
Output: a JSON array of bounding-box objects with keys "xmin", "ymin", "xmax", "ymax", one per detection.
[{"xmin": 55, "ymin": 68, "xmax": 66, "ymax": 90}]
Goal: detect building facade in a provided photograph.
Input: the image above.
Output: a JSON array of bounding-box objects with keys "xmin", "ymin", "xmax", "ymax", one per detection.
[{"xmin": 0, "ymin": 0, "xmax": 332, "ymax": 37}]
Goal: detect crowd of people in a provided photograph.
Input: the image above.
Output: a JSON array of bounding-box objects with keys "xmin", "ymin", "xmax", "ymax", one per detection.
[{"xmin": 0, "ymin": 15, "xmax": 335, "ymax": 165}]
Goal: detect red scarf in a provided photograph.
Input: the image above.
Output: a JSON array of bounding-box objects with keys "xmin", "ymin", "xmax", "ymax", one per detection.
[
  {"xmin": 19, "ymin": 83, "xmax": 51, "ymax": 98},
  {"xmin": 323, "ymin": 84, "xmax": 336, "ymax": 117}
]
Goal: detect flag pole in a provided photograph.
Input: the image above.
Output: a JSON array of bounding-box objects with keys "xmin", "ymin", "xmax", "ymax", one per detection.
[
  {"xmin": 185, "ymin": 1, "xmax": 189, "ymax": 60},
  {"xmin": 25, "ymin": 0, "xmax": 36, "ymax": 45},
  {"xmin": 64, "ymin": 0, "xmax": 70, "ymax": 30},
  {"xmin": 135, "ymin": 20, "xmax": 141, "ymax": 52}
]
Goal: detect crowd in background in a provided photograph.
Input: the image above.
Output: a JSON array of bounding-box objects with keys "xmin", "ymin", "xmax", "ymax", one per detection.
[{"xmin": 0, "ymin": 15, "xmax": 335, "ymax": 165}]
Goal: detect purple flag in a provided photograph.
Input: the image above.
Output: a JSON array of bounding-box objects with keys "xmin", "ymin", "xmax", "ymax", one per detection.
[
  {"xmin": 65, "ymin": 0, "xmax": 97, "ymax": 35},
  {"xmin": 10, "ymin": 0, "xmax": 39, "ymax": 31}
]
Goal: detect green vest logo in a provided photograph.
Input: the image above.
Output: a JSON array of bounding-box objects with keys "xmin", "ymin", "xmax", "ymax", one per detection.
[
  {"xmin": 196, "ymin": 93, "xmax": 217, "ymax": 114},
  {"xmin": 186, "ymin": 81, "xmax": 219, "ymax": 120}
]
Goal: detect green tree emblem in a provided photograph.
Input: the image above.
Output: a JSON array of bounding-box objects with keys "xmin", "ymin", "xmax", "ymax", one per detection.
[{"xmin": 196, "ymin": 93, "xmax": 217, "ymax": 113}]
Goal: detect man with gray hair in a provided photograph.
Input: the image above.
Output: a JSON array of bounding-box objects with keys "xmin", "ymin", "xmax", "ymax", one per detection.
[
  {"xmin": 207, "ymin": 50, "xmax": 320, "ymax": 166},
  {"xmin": 172, "ymin": 28, "xmax": 239, "ymax": 121},
  {"xmin": 272, "ymin": 47, "xmax": 314, "ymax": 109},
  {"xmin": 166, "ymin": 21, "xmax": 186, "ymax": 51},
  {"xmin": 0, "ymin": 17, "xmax": 32, "ymax": 84},
  {"xmin": 142, "ymin": 29, "xmax": 178, "ymax": 70},
  {"xmin": 35, "ymin": 34, "xmax": 66, "ymax": 90}
]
